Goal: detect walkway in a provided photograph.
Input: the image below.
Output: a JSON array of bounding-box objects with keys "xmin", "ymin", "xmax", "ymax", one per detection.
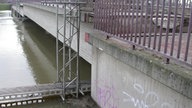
[{"xmin": 0, "ymin": 81, "xmax": 91, "ymax": 107}]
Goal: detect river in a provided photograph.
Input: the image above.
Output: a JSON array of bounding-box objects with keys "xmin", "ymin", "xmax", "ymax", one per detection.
[{"xmin": 0, "ymin": 10, "xmax": 93, "ymax": 108}]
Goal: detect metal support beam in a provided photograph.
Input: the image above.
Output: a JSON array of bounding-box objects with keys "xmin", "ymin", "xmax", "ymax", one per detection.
[{"xmin": 55, "ymin": 0, "xmax": 84, "ymax": 100}]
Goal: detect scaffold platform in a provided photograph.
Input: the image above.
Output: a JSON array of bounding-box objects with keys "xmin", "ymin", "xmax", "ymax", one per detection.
[{"xmin": 0, "ymin": 81, "xmax": 90, "ymax": 107}]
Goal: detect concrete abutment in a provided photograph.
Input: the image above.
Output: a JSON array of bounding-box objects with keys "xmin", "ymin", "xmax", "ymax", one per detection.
[{"xmin": 87, "ymin": 32, "xmax": 192, "ymax": 108}]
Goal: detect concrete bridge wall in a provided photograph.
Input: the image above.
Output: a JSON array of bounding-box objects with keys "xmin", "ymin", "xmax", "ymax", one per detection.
[{"xmin": 88, "ymin": 32, "xmax": 192, "ymax": 108}]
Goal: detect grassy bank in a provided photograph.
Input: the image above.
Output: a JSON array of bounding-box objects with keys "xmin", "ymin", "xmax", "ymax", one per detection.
[{"xmin": 0, "ymin": 3, "xmax": 11, "ymax": 10}]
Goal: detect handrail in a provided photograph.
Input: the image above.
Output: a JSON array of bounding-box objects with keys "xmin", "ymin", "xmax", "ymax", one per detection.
[{"xmin": 94, "ymin": 0, "xmax": 192, "ymax": 67}]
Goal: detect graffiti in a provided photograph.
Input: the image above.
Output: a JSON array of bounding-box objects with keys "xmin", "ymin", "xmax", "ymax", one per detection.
[
  {"xmin": 97, "ymin": 85, "xmax": 117, "ymax": 108},
  {"xmin": 95, "ymin": 80, "xmax": 119, "ymax": 108},
  {"xmin": 122, "ymin": 83, "xmax": 172, "ymax": 108}
]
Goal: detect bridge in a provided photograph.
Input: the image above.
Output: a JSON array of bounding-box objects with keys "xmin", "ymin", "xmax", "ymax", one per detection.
[
  {"xmin": 9, "ymin": 0, "xmax": 192, "ymax": 108},
  {"xmin": 6, "ymin": 0, "xmax": 92, "ymax": 106}
]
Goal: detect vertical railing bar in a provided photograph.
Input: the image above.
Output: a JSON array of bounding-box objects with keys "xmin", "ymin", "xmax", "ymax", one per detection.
[
  {"xmin": 107, "ymin": 0, "xmax": 110, "ymax": 33},
  {"xmin": 123, "ymin": 0, "xmax": 127, "ymax": 39},
  {"xmin": 130, "ymin": 0, "xmax": 135, "ymax": 41},
  {"xmin": 134, "ymin": 0, "xmax": 139, "ymax": 43},
  {"xmin": 106, "ymin": 0, "xmax": 109, "ymax": 33},
  {"xmin": 102, "ymin": 0, "xmax": 105, "ymax": 32},
  {"xmin": 143, "ymin": 0, "xmax": 149, "ymax": 46},
  {"xmin": 113, "ymin": 0, "xmax": 117, "ymax": 35},
  {"xmin": 96, "ymin": 0, "xmax": 99, "ymax": 30},
  {"xmin": 104, "ymin": 0, "xmax": 107, "ymax": 32},
  {"xmin": 170, "ymin": 0, "xmax": 178, "ymax": 56},
  {"xmin": 93, "ymin": 0, "xmax": 96, "ymax": 29},
  {"xmin": 102, "ymin": 0, "xmax": 105, "ymax": 31},
  {"xmin": 99, "ymin": 0, "xmax": 103, "ymax": 31},
  {"xmin": 117, "ymin": 0, "xmax": 121, "ymax": 37},
  {"xmin": 98, "ymin": 0, "xmax": 102, "ymax": 30},
  {"xmin": 148, "ymin": 0, "xmax": 154, "ymax": 48},
  {"xmin": 120, "ymin": 0, "xmax": 124, "ymax": 39},
  {"xmin": 94, "ymin": 0, "xmax": 98, "ymax": 29},
  {"xmin": 139, "ymin": 0, "xmax": 144, "ymax": 44},
  {"xmin": 114, "ymin": 0, "xmax": 117, "ymax": 36},
  {"xmin": 153, "ymin": 0, "xmax": 160, "ymax": 50},
  {"xmin": 125, "ymin": 0, "xmax": 128, "ymax": 39},
  {"xmin": 164, "ymin": 0, "xmax": 172, "ymax": 54},
  {"xmin": 118, "ymin": 0, "xmax": 121, "ymax": 37},
  {"xmin": 97, "ymin": 0, "xmax": 101, "ymax": 30},
  {"xmin": 101, "ymin": 0, "xmax": 104, "ymax": 31},
  {"xmin": 130, "ymin": 0, "xmax": 133, "ymax": 41},
  {"xmin": 120, "ymin": 0, "xmax": 123, "ymax": 38},
  {"xmin": 111, "ymin": 0, "xmax": 114, "ymax": 35},
  {"xmin": 110, "ymin": 0, "xmax": 114, "ymax": 34},
  {"xmin": 96, "ymin": 0, "xmax": 100, "ymax": 30},
  {"xmin": 184, "ymin": 3, "xmax": 192, "ymax": 61},
  {"xmin": 127, "ymin": 0, "xmax": 131, "ymax": 40},
  {"xmin": 109, "ymin": 0, "xmax": 112, "ymax": 33},
  {"xmin": 158, "ymin": 0, "xmax": 166, "ymax": 51},
  {"xmin": 177, "ymin": 0, "xmax": 186, "ymax": 59}
]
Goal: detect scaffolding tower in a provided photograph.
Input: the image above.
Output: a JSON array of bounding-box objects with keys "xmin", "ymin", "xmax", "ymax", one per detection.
[
  {"xmin": 55, "ymin": 0, "xmax": 85, "ymax": 100},
  {"xmin": 15, "ymin": 0, "xmax": 21, "ymax": 18}
]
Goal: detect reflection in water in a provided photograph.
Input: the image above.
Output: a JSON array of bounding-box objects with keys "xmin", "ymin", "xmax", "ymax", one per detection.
[
  {"xmin": 0, "ymin": 11, "xmax": 36, "ymax": 88},
  {"xmin": 20, "ymin": 20, "xmax": 57, "ymax": 83}
]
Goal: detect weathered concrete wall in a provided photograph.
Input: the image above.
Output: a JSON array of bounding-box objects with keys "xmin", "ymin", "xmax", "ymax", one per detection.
[
  {"xmin": 16, "ymin": 3, "xmax": 92, "ymax": 63},
  {"xmin": 88, "ymin": 32, "xmax": 192, "ymax": 108}
]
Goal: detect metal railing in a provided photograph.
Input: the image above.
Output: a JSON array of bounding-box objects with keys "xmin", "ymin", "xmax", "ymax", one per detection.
[{"xmin": 94, "ymin": 0, "xmax": 192, "ymax": 66}]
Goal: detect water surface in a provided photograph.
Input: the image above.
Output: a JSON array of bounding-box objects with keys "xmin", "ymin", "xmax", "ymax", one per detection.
[{"xmin": 0, "ymin": 10, "xmax": 91, "ymax": 108}]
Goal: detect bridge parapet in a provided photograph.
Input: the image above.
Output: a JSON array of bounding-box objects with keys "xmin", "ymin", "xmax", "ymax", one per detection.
[
  {"xmin": 94, "ymin": 0, "xmax": 192, "ymax": 67},
  {"xmin": 87, "ymin": 31, "xmax": 192, "ymax": 108}
]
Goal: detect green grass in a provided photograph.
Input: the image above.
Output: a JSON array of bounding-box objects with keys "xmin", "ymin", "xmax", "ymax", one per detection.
[{"xmin": 0, "ymin": 3, "xmax": 11, "ymax": 10}]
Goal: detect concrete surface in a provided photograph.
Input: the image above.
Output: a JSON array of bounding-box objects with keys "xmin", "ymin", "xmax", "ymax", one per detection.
[{"xmin": 88, "ymin": 31, "xmax": 192, "ymax": 108}]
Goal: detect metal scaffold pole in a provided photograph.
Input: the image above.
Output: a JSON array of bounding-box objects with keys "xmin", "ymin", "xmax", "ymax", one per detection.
[
  {"xmin": 55, "ymin": 0, "xmax": 84, "ymax": 100},
  {"xmin": 16, "ymin": 0, "xmax": 21, "ymax": 19}
]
